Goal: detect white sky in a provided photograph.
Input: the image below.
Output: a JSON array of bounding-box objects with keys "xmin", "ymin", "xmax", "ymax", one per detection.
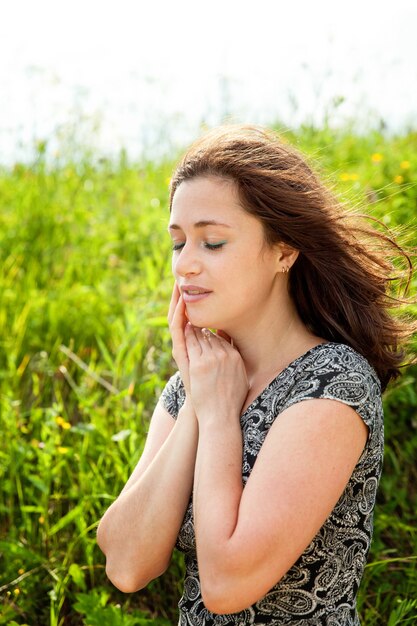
[{"xmin": 0, "ymin": 0, "xmax": 416, "ymax": 162}]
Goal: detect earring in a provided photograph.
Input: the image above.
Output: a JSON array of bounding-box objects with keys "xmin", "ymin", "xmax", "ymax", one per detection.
[{"xmin": 281, "ymin": 265, "xmax": 290, "ymax": 273}]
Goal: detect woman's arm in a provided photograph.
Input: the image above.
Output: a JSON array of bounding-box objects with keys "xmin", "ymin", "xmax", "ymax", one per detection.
[
  {"xmin": 97, "ymin": 284, "xmax": 196, "ymax": 592},
  {"xmin": 193, "ymin": 398, "xmax": 367, "ymax": 614},
  {"xmin": 185, "ymin": 326, "xmax": 368, "ymax": 614},
  {"xmin": 97, "ymin": 397, "xmax": 197, "ymax": 592}
]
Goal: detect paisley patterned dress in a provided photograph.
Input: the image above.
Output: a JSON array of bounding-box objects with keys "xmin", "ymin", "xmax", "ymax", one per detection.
[{"xmin": 160, "ymin": 342, "xmax": 384, "ymax": 625}]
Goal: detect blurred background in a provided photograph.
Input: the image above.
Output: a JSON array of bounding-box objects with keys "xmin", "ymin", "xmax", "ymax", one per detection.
[
  {"xmin": 1, "ymin": 1, "xmax": 417, "ymax": 625},
  {"xmin": 1, "ymin": 0, "xmax": 416, "ymax": 163}
]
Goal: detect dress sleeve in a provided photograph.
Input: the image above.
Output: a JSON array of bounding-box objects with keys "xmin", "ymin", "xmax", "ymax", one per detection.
[
  {"xmin": 280, "ymin": 344, "xmax": 383, "ymax": 436},
  {"xmin": 159, "ymin": 371, "xmax": 186, "ymax": 419}
]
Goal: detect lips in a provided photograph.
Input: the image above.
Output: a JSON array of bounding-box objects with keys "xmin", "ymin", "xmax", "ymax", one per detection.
[
  {"xmin": 181, "ymin": 284, "xmax": 212, "ymax": 303},
  {"xmin": 181, "ymin": 284, "xmax": 212, "ymax": 295}
]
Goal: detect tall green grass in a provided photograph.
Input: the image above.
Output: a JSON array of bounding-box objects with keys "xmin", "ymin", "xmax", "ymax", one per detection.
[{"xmin": 0, "ymin": 125, "xmax": 416, "ymax": 625}]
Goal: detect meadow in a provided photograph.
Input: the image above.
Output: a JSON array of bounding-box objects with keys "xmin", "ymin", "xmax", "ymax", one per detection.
[{"xmin": 1, "ymin": 123, "xmax": 417, "ymax": 625}]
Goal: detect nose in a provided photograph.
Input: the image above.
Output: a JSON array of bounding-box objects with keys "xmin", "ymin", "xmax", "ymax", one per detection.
[{"xmin": 173, "ymin": 243, "xmax": 202, "ymax": 278}]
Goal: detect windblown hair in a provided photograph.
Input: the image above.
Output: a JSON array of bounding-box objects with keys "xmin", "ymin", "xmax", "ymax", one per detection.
[{"xmin": 169, "ymin": 125, "xmax": 415, "ymax": 390}]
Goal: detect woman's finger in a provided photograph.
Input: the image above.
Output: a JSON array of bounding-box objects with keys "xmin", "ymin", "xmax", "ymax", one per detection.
[
  {"xmin": 170, "ymin": 295, "xmax": 188, "ymax": 355},
  {"xmin": 167, "ymin": 282, "xmax": 180, "ymax": 326},
  {"xmin": 215, "ymin": 329, "xmax": 233, "ymax": 344},
  {"xmin": 200, "ymin": 328, "xmax": 214, "ymax": 350},
  {"xmin": 184, "ymin": 323, "xmax": 204, "ymax": 357},
  {"xmin": 170, "ymin": 289, "xmax": 185, "ymax": 329},
  {"xmin": 206, "ymin": 329, "xmax": 233, "ymax": 353},
  {"xmin": 215, "ymin": 329, "xmax": 235, "ymax": 348}
]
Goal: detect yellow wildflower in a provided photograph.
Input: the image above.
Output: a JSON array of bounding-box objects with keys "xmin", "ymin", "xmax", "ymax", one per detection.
[
  {"xmin": 57, "ymin": 446, "xmax": 69, "ymax": 454},
  {"xmin": 14, "ymin": 588, "xmax": 20, "ymax": 596},
  {"xmin": 55, "ymin": 416, "xmax": 71, "ymax": 430},
  {"xmin": 30, "ymin": 438, "xmax": 39, "ymax": 448},
  {"xmin": 18, "ymin": 568, "xmax": 25, "ymax": 575},
  {"xmin": 371, "ymin": 153, "xmax": 383, "ymax": 163},
  {"xmin": 394, "ymin": 175, "xmax": 404, "ymax": 184},
  {"xmin": 400, "ymin": 160, "xmax": 410, "ymax": 169},
  {"xmin": 39, "ymin": 515, "xmax": 45, "ymax": 524}
]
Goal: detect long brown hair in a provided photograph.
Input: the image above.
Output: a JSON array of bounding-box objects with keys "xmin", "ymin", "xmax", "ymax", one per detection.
[{"xmin": 169, "ymin": 125, "xmax": 415, "ymax": 390}]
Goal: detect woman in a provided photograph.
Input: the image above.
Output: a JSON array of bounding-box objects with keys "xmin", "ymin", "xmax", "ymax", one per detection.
[{"xmin": 97, "ymin": 125, "xmax": 414, "ymax": 625}]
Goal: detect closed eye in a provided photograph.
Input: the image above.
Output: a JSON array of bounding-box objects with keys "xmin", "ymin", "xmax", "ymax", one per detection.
[
  {"xmin": 171, "ymin": 241, "xmax": 227, "ymax": 252},
  {"xmin": 204, "ymin": 241, "xmax": 226, "ymax": 250}
]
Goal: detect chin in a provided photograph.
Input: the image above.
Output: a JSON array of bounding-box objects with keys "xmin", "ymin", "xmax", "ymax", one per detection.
[
  {"xmin": 188, "ymin": 318, "xmax": 213, "ymax": 330},
  {"xmin": 186, "ymin": 310, "xmax": 218, "ymax": 330}
]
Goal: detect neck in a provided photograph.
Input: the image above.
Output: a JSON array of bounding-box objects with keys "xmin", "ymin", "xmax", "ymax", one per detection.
[{"xmin": 228, "ymin": 301, "xmax": 321, "ymax": 387}]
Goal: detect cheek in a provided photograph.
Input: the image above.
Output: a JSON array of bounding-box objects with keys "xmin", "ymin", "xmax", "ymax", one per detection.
[{"xmin": 241, "ymin": 260, "xmax": 277, "ymax": 294}]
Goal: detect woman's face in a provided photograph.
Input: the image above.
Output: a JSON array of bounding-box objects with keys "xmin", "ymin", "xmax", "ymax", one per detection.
[{"xmin": 169, "ymin": 176, "xmax": 284, "ymax": 333}]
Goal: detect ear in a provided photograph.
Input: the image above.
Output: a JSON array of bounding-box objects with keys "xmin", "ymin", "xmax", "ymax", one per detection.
[{"xmin": 274, "ymin": 242, "xmax": 299, "ymax": 273}]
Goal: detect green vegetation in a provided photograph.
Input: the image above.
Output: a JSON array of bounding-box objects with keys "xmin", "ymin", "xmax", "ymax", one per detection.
[{"xmin": 0, "ymin": 124, "xmax": 416, "ymax": 625}]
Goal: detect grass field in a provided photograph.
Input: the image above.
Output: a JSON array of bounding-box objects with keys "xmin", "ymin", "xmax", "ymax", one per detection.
[{"xmin": 1, "ymin": 123, "xmax": 417, "ymax": 625}]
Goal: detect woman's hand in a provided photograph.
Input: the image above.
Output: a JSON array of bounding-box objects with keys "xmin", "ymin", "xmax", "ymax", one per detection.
[
  {"xmin": 184, "ymin": 324, "xmax": 249, "ymax": 423},
  {"xmin": 168, "ymin": 282, "xmax": 191, "ymax": 395}
]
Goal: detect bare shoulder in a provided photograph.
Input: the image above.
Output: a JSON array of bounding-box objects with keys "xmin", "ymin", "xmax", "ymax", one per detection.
[
  {"xmin": 223, "ymin": 397, "xmax": 369, "ymax": 604},
  {"xmin": 244, "ymin": 395, "xmax": 369, "ymax": 513}
]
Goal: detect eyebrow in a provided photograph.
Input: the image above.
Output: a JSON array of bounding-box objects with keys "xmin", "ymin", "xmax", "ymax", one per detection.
[{"xmin": 168, "ymin": 220, "xmax": 232, "ymax": 231}]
